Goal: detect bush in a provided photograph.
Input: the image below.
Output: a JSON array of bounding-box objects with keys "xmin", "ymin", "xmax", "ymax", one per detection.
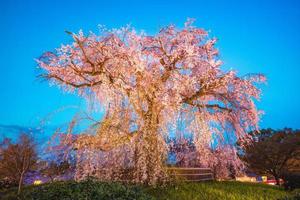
[
  {"xmin": 0, "ymin": 178, "xmax": 17, "ymax": 190},
  {"xmin": 1, "ymin": 179, "xmax": 154, "ymax": 200},
  {"xmin": 283, "ymin": 173, "xmax": 300, "ymax": 190}
]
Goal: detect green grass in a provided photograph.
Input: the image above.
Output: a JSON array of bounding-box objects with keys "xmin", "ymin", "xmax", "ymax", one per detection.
[
  {"xmin": 146, "ymin": 181, "xmax": 291, "ymax": 200},
  {"xmin": 0, "ymin": 180, "xmax": 293, "ymax": 200}
]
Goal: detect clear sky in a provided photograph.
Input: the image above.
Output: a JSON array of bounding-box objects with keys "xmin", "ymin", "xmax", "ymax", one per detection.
[{"xmin": 0, "ymin": 0, "xmax": 299, "ymax": 130}]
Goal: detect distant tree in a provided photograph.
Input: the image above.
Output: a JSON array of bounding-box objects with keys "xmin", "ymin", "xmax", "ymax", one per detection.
[
  {"xmin": 239, "ymin": 128, "xmax": 300, "ymax": 185},
  {"xmin": 169, "ymin": 137, "xmax": 243, "ymax": 179},
  {"xmin": 41, "ymin": 160, "xmax": 71, "ymax": 182},
  {"xmin": 208, "ymin": 146, "xmax": 244, "ymax": 180},
  {"xmin": 0, "ymin": 133, "xmax": 37, "ymax": 194},
  {"xmin": 169, "ymin": 137, "xmax": 197, "ymax": 167},
  {"xmin": 41, "ymin": 129, "xmax": 76, "ymax": 182}
]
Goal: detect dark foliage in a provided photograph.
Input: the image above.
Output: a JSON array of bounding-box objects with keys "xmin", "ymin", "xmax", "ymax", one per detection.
[
  {"xmin": 40, "ymin": 160, "xmax": 72, "ymax": 182},
  {"xmin": 238, "ymin": 128, "xmax": 300, "ymax": 185},
  {"xmin": 0, "ymin": 133, "xmax": 37, "ymax": 194},
  {"xmin": 283, "ymin": 173, "xmax": 300, "ymax": 190},
  {"xmin": 1, "ymin": 179, "xmax": 154, "ymax": 200},
  {"xmin": 0, "ymin": 178, "xmax": 17, "ymax": 190}
]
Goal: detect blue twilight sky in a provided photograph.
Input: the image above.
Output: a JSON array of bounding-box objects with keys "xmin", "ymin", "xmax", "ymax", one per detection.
[{"xmin": 0, "ymin": 0, "xmax": 299, "ymax": 131}]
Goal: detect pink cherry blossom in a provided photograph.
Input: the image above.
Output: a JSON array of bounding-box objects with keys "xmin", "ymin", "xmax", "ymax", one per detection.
[{"xmin": 38, "ymin": 20, "xmax": 265, "ymax": 184}]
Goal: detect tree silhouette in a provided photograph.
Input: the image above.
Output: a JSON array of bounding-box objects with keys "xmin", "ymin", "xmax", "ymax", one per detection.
[
  {"xmin": 0, "ymin": 133, "xmax": 37, "ymax": 194},
  {"xmin": 239, "ymin": 128, "xmax": 300, "ymax": 185}
]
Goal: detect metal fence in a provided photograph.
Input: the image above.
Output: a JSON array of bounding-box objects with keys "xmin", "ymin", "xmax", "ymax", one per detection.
[{"xmin": 167, "ymin": 167, "xmax": 214, "ymax": 182}]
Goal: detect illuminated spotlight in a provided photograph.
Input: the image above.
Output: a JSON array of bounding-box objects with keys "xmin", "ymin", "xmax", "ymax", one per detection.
[{"xmin": 33, "ymin": 180, "xmax": 42, "ymax": 185}]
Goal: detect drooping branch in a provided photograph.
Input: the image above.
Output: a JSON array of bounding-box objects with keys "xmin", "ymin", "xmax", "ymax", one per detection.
[
  {"xmin": 41, "ymin": 74, "xmax": 102, "ymax": 88},
  {"xmin": 38, "ymin": 21, "xmax": 265, "ymax": 184}
]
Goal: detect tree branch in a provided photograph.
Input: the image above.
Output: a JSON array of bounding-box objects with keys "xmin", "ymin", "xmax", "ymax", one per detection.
[{"xmin": 41, "ymin": 74, "xmax": 102, "ymax": 88}]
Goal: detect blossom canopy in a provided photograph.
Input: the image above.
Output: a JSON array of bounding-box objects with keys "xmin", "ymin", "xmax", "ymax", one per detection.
[{"xmin": 38, "ymin": 20, "xmax": 265, "ymax": 184}]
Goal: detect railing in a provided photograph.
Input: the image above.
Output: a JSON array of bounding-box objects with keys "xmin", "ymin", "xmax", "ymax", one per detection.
[{"xmin": 167, "ymin": 167, "xmax": 214, "ymax": 182}]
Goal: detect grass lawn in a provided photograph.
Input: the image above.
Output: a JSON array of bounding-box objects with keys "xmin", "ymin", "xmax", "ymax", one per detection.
[
  {"xmin": 0, "ymin": 180, "xmax": 294, "ymax": 200},
  {"xmin": 146, "ymin": 181, "xmax": 291, "ymax": 200}
]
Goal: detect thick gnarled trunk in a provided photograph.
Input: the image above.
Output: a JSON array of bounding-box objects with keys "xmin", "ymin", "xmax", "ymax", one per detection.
[{"xmin": 133, "ymin": 102, "xmax": 167, "ymax": 185}]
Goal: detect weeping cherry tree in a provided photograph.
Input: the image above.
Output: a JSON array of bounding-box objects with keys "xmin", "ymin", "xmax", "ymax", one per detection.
[{"xmin": 38, "ymin": 20, "xmax": 265, "ymax": 185}]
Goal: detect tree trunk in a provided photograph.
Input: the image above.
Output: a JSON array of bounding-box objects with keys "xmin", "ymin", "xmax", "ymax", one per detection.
[
  {"xmin": 274, "ymin": 175, "xmax": 280, "ymax": 185},
  {"xmin": 17, "ymin": 172, "xmax": 24, "ymax": 195},
  {"xmin": 133, "ymin": 103, "xmax": 166, "ymax": 185}
]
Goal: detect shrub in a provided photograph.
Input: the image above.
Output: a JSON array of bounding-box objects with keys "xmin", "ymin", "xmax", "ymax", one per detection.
[
  {"xmin": 283, "ymin": 173, "xmax": 300, "ymax": 190},
  {"xmin": 1, "ymin": 179, "xmax": 154, "ymax": 200},
  {"xmin": 0, "ymin": 178, "xmax": 17, "ymax": 190}
]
